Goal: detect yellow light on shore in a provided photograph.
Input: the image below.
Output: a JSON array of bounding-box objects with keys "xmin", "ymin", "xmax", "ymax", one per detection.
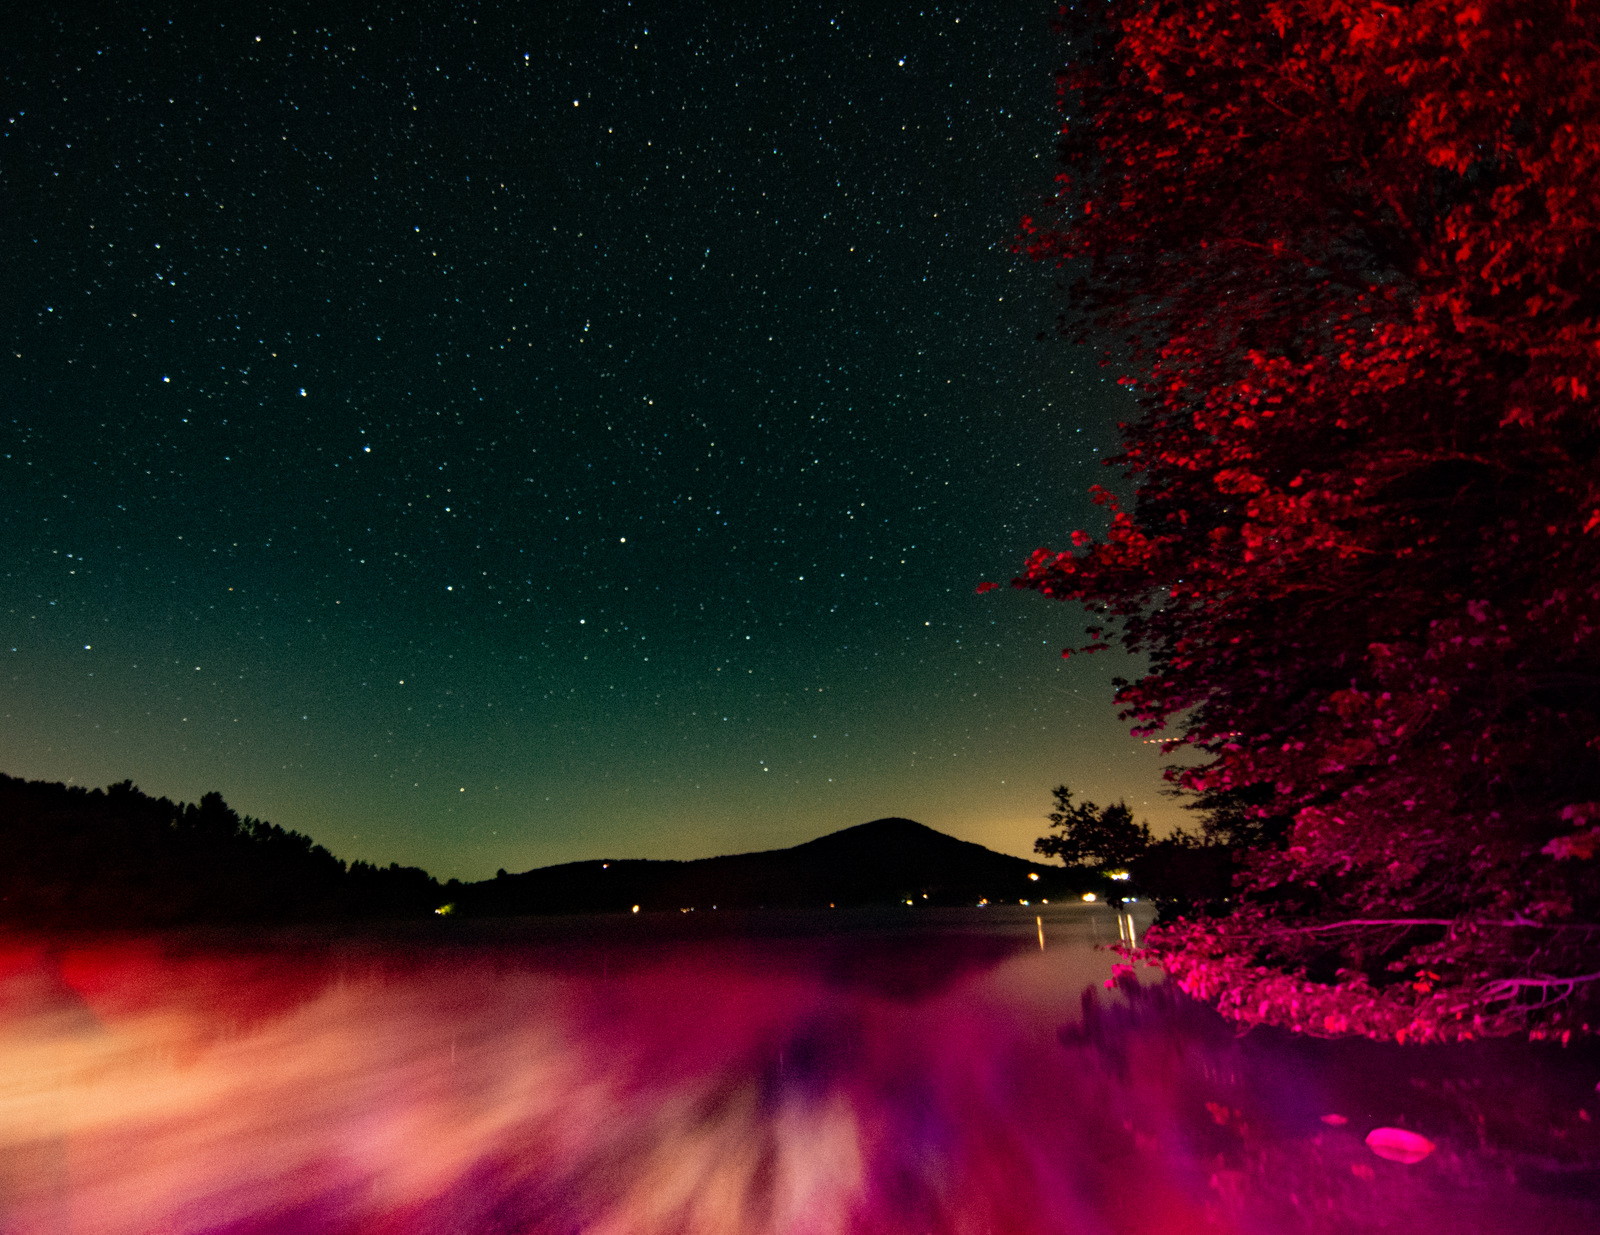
[{"xmin": 1082, "ymin": 893, "xmax": 1097, "ymax": 903}]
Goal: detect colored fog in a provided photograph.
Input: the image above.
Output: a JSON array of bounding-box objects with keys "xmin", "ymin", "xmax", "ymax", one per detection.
[{"xmin": 0, "ymin": 907, "xmax": 1595, "ymax": 1234}]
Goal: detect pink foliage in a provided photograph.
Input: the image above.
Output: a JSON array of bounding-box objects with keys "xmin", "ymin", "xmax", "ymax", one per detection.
[{"xmin": 1017, "ymin": 0, "xmax": 1600, "ymax": 1041}]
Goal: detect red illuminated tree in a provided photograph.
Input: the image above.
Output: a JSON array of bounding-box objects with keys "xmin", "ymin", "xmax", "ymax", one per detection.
[{"xmin": 1012, "ymin": 0, "xmax": 1600, "ymax": 1041}]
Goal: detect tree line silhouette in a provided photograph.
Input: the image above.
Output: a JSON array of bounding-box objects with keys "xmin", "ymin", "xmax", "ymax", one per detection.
[
  {"xmin": 0, "ymin": 773, "xmax": 442, "ymax": 928},
  {"xmin": 0, "ymin": 775, "xmax": 1093, "ymax": 930}
]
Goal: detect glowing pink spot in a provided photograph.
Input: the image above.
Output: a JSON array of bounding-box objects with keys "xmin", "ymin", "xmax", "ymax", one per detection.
[{"xmin": 1365, "ymin": 1126, "xmax": 1436, "ymax": 1163}]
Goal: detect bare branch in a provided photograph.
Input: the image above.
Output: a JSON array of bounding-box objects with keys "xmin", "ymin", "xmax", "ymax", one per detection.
[
  {"xmin": 1279, "ymin": 918, "xmax": 1600, "ymax": 933},
  {"xmin": 1294, "ymin": 918, "xmax": 1455, "ymax": 930},
  {"xmin": 1483, "ymin": 972, "xmax": 1600, "ymax": 1008}
]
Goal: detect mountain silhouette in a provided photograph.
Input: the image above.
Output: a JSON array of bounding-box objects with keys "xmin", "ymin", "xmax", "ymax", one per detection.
[
  {"xmin": 0, "ymin": 769, "xmax": 1087, "ymax": 928},
  {"xmin": 457, "ymin": 817, "xmax": 1084, "ymax": 916}
]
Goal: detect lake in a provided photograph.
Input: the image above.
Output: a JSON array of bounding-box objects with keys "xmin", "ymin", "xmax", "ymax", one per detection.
[{"xmin": 1, "ymin": 904, "xmax": 1596, "ymax": 1233}]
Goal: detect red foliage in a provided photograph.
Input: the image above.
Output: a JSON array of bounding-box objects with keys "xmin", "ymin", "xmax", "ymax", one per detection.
[{"xmin": 1018, "ymin": 0, "xmax": 1600, "ymax": 1041}]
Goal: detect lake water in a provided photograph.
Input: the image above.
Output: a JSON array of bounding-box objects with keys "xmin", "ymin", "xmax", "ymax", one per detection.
[{"xmin": 1, "ymin": 905, "xmax": 1596, "ymax": 1234}]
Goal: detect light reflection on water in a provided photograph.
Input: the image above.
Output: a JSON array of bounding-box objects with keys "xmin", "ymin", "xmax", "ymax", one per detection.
[{"xmin": 0, "ymin": 906, "xmax": 1595, "ymax": 1234}]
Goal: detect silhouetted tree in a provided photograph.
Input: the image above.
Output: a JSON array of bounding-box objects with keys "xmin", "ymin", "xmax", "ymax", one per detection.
[
  {"xmin": 1129, "ymin": 834, "xmax": 1236, "ymax": 908},
  {"xmin": 1007, "ymin": 0, "xmax": 1600, "ymax": 1041},
  {"xmin": 1035, "ymin": 785, "xmax": 1152, "ymax": 870}
]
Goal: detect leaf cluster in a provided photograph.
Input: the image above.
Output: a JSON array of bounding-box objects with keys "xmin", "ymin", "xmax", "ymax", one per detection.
[{"xmin": 1018, "ymin": 0, "xmax": 1600, "ymax": 1040}]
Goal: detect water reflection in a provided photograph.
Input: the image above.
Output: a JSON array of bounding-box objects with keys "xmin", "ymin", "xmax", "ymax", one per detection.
[{"xmin": 0, "ymin": 906, "xmax": 1594, "ymax": 1234}]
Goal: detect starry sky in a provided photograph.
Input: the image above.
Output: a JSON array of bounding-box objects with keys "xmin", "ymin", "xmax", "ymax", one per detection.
[{"xmin": 1, "ymin": 1, "xmax": 1185, "ymax": 880}]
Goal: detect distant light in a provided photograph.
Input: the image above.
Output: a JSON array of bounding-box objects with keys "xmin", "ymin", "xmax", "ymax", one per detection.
[
  {"xmin": 299, "ymin": 388, "xmax": 307, "ymax": 396},
  {"xmin": 1082, "ymin": 893, "xmax": 1097, "ymax": 903},
  {"xmin": 1109, "ymin": 870, "xmax": 1131, "ymax": 881},
  {"xmin": 1019, "ymin": 899, "xmax": 1029, "ymax": 906},
  {"xmin": 1028, "ymin": 872, "xmax": 1040, "ymax": 882},
  {"xmin": 162, "ymin": 376, "xmax": 170, "ymax": 383},
  {"xmin": 434, "ymin": 903, "xmax": 456, "ymax": 916},
  {"xmin": 631, "ymin": 904, "xmax": 640, "ymax": 914}
]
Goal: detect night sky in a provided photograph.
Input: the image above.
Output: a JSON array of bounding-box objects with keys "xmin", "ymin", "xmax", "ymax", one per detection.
[{"xmin": 2, "ymin": 2, "xmax": 1183, "ymax": 880}]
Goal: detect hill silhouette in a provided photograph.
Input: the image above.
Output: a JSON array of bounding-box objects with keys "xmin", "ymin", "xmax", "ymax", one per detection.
[
  {"xmin": 457, "ymin": 817, "xmax": 1085, "ymax": 915},
  {"xmin": 0, "ymin": 773, "xmax": 1085, "ymax": 927}
]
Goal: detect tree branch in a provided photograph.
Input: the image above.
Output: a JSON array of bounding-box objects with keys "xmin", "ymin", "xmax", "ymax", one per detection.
[
  {"xmin": 1484, "ymin": 972, "xmax": 1600, "ymax": 1007},
  {"xmin": 1272, "ymin": 917, "xmax": 1600, "ymax": 933}
]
